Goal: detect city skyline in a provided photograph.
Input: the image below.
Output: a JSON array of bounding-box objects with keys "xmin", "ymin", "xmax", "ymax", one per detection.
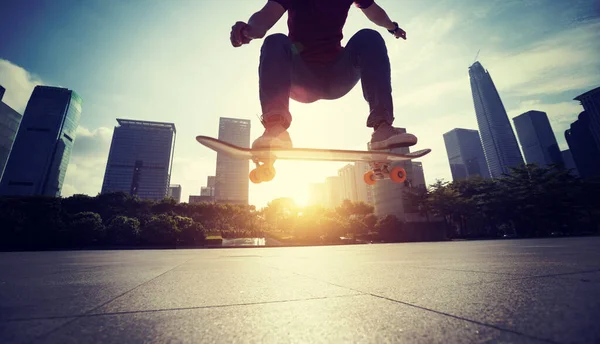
[{"xmin": 1, "ymin": 0, "xmax": 599, "ymax": 207}]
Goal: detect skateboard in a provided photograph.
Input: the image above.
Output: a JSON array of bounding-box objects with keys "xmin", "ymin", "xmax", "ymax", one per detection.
[{"xmin": 196, "ymin": 135, "xmax": 431, "ymax": 185}]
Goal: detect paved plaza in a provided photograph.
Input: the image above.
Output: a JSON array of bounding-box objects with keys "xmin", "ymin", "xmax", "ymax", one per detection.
[{"xmin": 1, "ymin": 237, "xmax": 599, "ymax": 343}]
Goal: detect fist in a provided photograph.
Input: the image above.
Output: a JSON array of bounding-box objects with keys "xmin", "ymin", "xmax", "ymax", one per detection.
[
  {"xmin": 230, "ymin": 21, "xmax": 252, "ymax": 47},
  {"xmin": 392, "ymin": 27, "xmax": 406, "ymax": 40}
]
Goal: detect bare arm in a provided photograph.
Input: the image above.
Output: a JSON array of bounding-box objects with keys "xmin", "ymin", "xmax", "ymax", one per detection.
[
  {"xmin": 231, "ymin": 1, "xmax": 286, "ymax": 47},
  {"xmin": 246, "ymin": 1, "xmax": 286, "ymax": 39},
  {"xmin": 361, "ymin": 2, "xmax": 406, "ymax": 39}
]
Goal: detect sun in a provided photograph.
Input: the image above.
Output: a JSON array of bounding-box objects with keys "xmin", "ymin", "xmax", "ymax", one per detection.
[{"xmin": 248, "ymin": 160, "xmax": 346, "ymax": 209}]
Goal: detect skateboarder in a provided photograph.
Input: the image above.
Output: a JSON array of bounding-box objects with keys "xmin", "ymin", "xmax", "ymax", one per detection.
[{"xmin": 230, "ymin": 0, "xmax": 417, "ymax": 150}]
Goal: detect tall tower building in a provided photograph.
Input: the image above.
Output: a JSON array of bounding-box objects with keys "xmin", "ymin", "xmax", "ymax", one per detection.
[
  {"xmin": 168, "ymin": 184, "xmax": 182, "ymax": 203},
  {"xmin": 469, "ymin": 61, "xmax": 524, "ymax": 178},
  {"xmin": 355, "ymin": 161, "xmax": 374, "ymax": 204},
  {"xmin": 0, "ymin": 85, "xmax": 22, "ymax": 180},
  {"xmin": 338, "ymin": 164, "xmax": 358, "ymax": 202},
  {"xmin": 513, "ymin": 110, "xmax": 563, "ymax": 167},
  {"xmin": 561, "ymin": 150, "xmax": 579, "ymax": 177},
  {"xmin": 443, "ymin": 128, "xmax": 490, "ymax": 181},
  {"xmin": 0, "ymin": 86, "xmax": 82, "ymax": 197},
  {"xmin": 370, "ymin": 128, "xmax": 410, "ymax": 220},
  {"xmin": 573, "ymin": 86, "xmax": 600, "ymax": 150},
  {"xmin": 214, "ymin": 117, "xmax": 251, "ymax": 204},
  {"xmin": 325, "ymin": 176, "xmax": 343, "ymax": 208},
  {"xmin": 101, "ymin": 119, "xmax": 176, "ymax": 201},
  {"xmin": 565, "ymin": 111, "xmax": 600, "ymax": 179}
]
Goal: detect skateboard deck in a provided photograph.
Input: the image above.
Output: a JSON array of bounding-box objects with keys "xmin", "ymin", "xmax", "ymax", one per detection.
[{"xmin": 196, "ymin": 135, "xmax": 431, "ymax": 185}]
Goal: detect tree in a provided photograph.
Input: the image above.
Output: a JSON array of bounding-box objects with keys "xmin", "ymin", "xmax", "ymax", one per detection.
[
  {"xmin": 68, "ymin": 212, "xmax": 105, "ymax": 247},
  {"xmin": 141, "ymin": 214, "xmax": 178, "ymax": 246},
  {"xmin": 106, "ymin": 216, "xmax": 140, "ymax": 246}
]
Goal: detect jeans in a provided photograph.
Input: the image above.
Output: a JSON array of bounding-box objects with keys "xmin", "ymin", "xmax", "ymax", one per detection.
[{"xmin": 258, "ymin": 29, "xmax": 394, "ymax": 129}]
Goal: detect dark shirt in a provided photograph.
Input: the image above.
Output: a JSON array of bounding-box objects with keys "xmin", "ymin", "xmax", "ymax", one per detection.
[{"xmin": 270, "ymin": 0, "xmax": 374, "ymax": 65}]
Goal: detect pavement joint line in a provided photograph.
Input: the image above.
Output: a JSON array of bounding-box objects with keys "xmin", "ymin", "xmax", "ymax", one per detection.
[
  {"xmin": 461, "ymin": 268, "xmax": 600, "ymax": 286},
  {"xmin": 395, "ymin": 265, "xmax": 600, "ymax": 278},
  {"xmin": 266, "ymin": 266, "xmax": 560, "ymax": 344},
  {"xmin": 2, "ymin": 293, "xmax": 365, "ymax": 323},
  {"xmin": 26, "ymin": 255, "xmax": 198, "ymax": 344}
]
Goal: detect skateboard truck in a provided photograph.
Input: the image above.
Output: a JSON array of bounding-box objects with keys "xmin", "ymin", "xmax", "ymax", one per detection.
[
  {"xmin": 249, "ymin": 157, "xmax": 276, "ymax": 184},
  {"xmin": 364, "ymin": 161, "xmax": 407, "ymax": 185}
]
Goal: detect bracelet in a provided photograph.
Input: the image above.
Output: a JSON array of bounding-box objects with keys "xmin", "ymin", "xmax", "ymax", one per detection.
[{"xmin": 387, "ymin": 22, "xmax": 399, "ymax": 34}]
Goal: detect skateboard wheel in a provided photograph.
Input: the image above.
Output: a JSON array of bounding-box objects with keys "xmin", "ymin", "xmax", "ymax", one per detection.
[
  {"xmin": 363, "ymin": 170, "xmax": 376, "ymax": 185},
  {"xmin": 249, "ymin": 169, "xmax": 261, "ymax": 184},
  {"xmin": 257, "ymin": 165, "xmax": 276, "ymax": 182},
  {"xmin": 390, "ymin": 166, "xmax": 407, "ymax": 183}
]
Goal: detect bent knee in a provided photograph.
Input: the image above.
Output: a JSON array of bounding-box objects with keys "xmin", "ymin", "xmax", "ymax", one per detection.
[
  {"xmin": 262, "ymin": 33, "xmax": 291, "ymax": 49},
  {"xmin": 356, "ymin": 28, "xmax": 383, "ymax": 40}
]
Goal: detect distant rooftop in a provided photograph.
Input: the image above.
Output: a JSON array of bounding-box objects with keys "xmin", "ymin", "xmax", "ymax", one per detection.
[
  {"xmin": 116, "ymin": 118, "xmax": 176, "ymax": 132},
  {"xmin": 574, "ymin": 86, "xmax": 600, "ymax": 101}
]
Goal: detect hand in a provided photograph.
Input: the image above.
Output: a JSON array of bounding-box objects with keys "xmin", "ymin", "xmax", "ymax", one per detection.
[
  {"xmin": 388, "ymin": 22, "xmax": 406, "ymax": 40},
  {"xmin": 230, "ymin": 21, "xmax": 252, "ymax": 47},
  {"xmin": 393, "ymin": 27, "xmax": 406, "ymax": 40}
]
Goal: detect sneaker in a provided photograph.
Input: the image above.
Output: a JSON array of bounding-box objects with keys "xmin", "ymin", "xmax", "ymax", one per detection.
[
  {"xmin": 251, "ymin": 124, "xmax": 293, "ymax": 149},
  {"xmin": 370, "ymin": 122, "xmax": 417, "ymax": 150}
]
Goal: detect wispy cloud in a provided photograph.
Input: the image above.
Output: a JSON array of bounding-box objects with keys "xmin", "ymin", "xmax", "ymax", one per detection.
[
  {"xmin": 0, "ymin": 59, "xmax": 42, "ymax": 113},
  {"xmin": 488, "ymin": 20, "xmax": 600, "ymax": 96}
]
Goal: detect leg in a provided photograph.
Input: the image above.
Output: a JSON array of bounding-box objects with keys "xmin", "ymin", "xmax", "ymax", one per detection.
[
  {"xmin": 259, "ymin": 34, "xmax": 322, "ymax": 129},
  {"xmin": 254, "ymin": 34, "xmax": 323, "ymax": 149},
  {"xmin": 258, "ymin": 34, "xmax": 293, "ymax": 129},
  {"xmin": 343, "ymin": 29, "xmax": 394, "ymax": 128},
  {"xmin": 326, "ymin": 29, "xmax": 416, "ymax": 150}
]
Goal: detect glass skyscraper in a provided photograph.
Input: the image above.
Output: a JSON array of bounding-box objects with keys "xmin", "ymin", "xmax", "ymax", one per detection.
[
  {"xmin": 0, "ymin": 86, "xmax": 82, "ymax": 197},
  {"xmin": 513, "ymin": 110, "xmax": 563, "ymax": 167},
  {"xmin": 574, "ymin": 86, "xmax": 600, "ymax": 151},
  {"xmin": 565, "ymin": 111, "xmax": 600, "ymax": 179},
  {"xmin": 443, "ymin": 128, "xmax": 490, "ymax": 181},
  {"xmin": 469, "ymin": 61, "xmax": 524, "ymax": 178},
  {"xmin": 214, "ymin": 117, "xmax": 250, "ymax": 204},
  {"xmin": 101, "ymin": 119, "xmax": 176, "ymax": 201},
  {"xmin": 0, "ymin": 85, "xmax": 23, "ymax": 180}
]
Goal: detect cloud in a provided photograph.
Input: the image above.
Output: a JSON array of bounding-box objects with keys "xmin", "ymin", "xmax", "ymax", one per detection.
[
  {"xmin": 488, "ymin": 20, "xmax": 600, "ymax": 96},
  {"xmin": 62, "ymin": 126, "xmax": 113, "ymax": 197},
  {"xmin": 0, "ymin": 59, "xmax": 43, "ymax": 113},
  {"xmin": 71, "ymin": 126, "xmax": 113, "ymax": 157}
]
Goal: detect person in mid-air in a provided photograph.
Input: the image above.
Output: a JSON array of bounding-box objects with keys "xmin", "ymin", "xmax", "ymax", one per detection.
[{"xmin": 230, "ymin": 0, "xmax": 417, "ymax": 150}]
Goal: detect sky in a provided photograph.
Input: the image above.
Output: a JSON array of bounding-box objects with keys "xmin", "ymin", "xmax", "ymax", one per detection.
[{"xmin": 0, "ymin": 0, "xmax": 599, "ymax": 208}]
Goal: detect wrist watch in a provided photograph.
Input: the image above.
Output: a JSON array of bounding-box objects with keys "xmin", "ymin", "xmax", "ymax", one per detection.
[{"xmin": 388, "ymin": 22, "xmax": 399, "ymax": 34}]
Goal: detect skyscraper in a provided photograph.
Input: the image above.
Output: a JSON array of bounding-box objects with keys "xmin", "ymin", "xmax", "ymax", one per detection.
[
  {"xmin": 443, "ymin": 128, "xmax": 490, "ymax": 181},
  {"xmin": 513, "ymin": 110, "xmax": 563, "ymax": 167},
  {"xmin": 0, "ymin": 85, "xmax": 22, "ymax": 180},
  {"xmin": 370, "ymin": 128, "xmax": 411, "ymax": 220},
  {"xmin": 561, "ymin": 150, "xmax": 579, "ymax": 177},
  {"xmin": 325, "ymin": 176, "xmax": 343, "ymax": 208},
  {"xmin": 338, "ymin": 164, "xmax": 358, "ymax": 202},
  {"xmin": 168, "ymin": 184, "xmax": 182, "ymax": 203},
  {"xmin": 573, "ymin": 86, "xmax": 600, "ymax": 151},
  {"xmin": 337, "ymin": 163, "xmax": 374, "ymax": 205},
  {"xmin": 214, "ymin": 117, "xmax": 251, "ymax": 204},
  {"xmin": 355, "ymin": 161, "xmax": 374, "ymax": 204},
  {"xmin": 565, "ymin": 111, "xmax": 600, "ymax": 179},
  {"xmin": 101, "ymin": 119, "xmax": 176, "ymax": 201},
  {"xmin": 469, "ymin": 61, "xmax": 524, "ymax": 178},
  {"xmin": 0, "ymin": 86, "xmax": 82, "ymax": 197}
]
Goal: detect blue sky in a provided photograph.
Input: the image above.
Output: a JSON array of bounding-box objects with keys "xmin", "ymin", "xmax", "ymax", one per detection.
[{"xmin": 1, "ymin": 0, "xmax": 599, "ymax": 207}]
